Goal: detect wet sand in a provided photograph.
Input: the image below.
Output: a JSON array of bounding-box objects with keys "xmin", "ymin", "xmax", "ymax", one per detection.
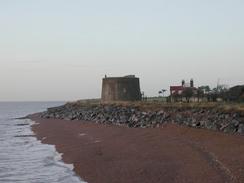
[{"xmin": 31, "ymin": 117, "xmax": 244, "ymax": 183}]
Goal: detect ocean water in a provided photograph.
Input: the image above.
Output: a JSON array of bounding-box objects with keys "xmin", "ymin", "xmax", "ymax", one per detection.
[{"xmin": 0, "ymin": 102, "xmax": 85, "ymax": 183}]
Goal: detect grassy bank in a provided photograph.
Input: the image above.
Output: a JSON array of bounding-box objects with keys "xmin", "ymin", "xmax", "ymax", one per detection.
[{"xmin": 66, "ymin": 99, "xmax": 244, "ymax": 113}]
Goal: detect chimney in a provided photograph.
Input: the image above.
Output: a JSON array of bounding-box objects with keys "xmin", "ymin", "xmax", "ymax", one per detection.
[
  {"xmin": 182, "ymin": 80, "xmax": 185, "ymax": 87},
  {"xmin": 190, "ymin": 79, "xmax": 194, "ymax": 87}
]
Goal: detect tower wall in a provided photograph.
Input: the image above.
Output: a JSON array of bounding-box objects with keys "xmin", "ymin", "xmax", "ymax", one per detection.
[{"xmin": 101, "ymin": 77, "xmax": 141, "ymax": 102}]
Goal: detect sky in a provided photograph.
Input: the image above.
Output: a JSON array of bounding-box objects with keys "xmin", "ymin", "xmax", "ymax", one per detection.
[{"xmin": 0, "ymin": 0, "xmax": 243, "ymax": 101}]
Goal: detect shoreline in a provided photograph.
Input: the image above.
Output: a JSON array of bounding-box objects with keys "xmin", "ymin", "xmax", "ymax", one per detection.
[{"xmin": 31, "ymin": 117, "xmax": 244, "ymax": 183}]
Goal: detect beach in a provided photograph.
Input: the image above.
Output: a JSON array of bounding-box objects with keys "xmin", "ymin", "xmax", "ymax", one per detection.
[{"xmin": 31, "ymin": 117, "xmax": 244, "ymax": 183}]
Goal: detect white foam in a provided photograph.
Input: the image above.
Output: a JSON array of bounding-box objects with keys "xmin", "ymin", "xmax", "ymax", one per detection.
[{"xmin": 0, "ymin": 117, "xmax": 87, "ymax": 183}]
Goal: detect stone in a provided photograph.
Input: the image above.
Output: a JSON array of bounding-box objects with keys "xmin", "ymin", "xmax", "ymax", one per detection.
[
  {"xmin": 38, "ymin": 103, "xmax": 243, "ymax": 135},
  {"xmin": 120, "ymin": 115, "xmax": 127, "ymax": 123},
  {"xmin": 205, "ymin": 121, "xmax": 216, "ymax": 130},
  {"xmin": 238, "ymin": 124, "xmax": 244, "ymax": 134},
  {"xmin": 195, "ymin": 121, "xmax": 201, "ymax": 127},
  {"xmin": 223, "ymin": 123, "xmax": 237, "ymax": 133},
  {"xmin": 175, "ymin": 114, "xmax": 183, "ymax": 122},
  {"xmin": 157, "ymin": 110, "xmax": 165, "ymax": 116},
  {"xmin": 231, "ymin": 119, "xmax": 240, "ymax": 127},
  {"xmin": 131, "ymin": 114, "xmax": 139, "ymax": 123},
  {"xmin": 232, "ymin": 113, "xmax": 239, "ymax": 118}
]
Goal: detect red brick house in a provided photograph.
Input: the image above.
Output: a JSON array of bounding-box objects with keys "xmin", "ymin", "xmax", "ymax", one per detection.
[{"xmin": 170, "ymin": 79, "xmax": 197, "ymax": 102}]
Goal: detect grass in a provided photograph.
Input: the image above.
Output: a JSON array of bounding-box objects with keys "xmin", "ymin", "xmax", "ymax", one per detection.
[{"xmin": 65, "ymin": 98, "xmax": 244, "ymax": 113}]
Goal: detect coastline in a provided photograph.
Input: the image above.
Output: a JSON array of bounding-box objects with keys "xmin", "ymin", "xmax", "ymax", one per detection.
[{"xmin": 31, "ymin": 117, "xmax": 244, "ymax": 183}]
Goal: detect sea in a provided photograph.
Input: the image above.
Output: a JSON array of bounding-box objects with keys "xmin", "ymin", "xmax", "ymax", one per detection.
[{"xmin": 0, "ymin": 102, "xmax": 85, "ymax": 183}]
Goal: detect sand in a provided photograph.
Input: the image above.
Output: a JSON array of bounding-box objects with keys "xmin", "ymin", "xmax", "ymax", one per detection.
[{"xmin": 31, "ymin": 117, "xmax": 244, "ymax": 183}]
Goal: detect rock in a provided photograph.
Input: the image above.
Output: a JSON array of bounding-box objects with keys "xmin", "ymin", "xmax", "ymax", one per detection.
[
  {"xmin": 130, "ymin": 109, "xmax": 136, "ymax": 114},
  {"xmin": 175, "ymin": 114, "xmax": 183, "ymax": 122},
  {"xmin": 38, "ymin": 103, "xmax": 243, "ymax": 135},
  {"xmin": 151, "ymin": 121, "xmax": 157, "ymax": 125},
  {"xmin": 141, "ymin": 111, "xmax": 147, "ymax": 115},
  {"xmin": 193, "ymin": 121, "xmax": 200, "ymax": 128},
  {"xmin": 224, "ymin": 114, "xmax": 230, "ymax": 119},
  {"xmin": 232, "ymin": 113, "xmax": 239, "ymax": 118},
  {"xmin": 128, "ymin": 123, "xmax": 134, "ymax": 128},
  {"xmin": 205, "ymin": 121, "xmax": 217, "ymax": 130},
  {"xmin": 104, "ymin": 106, "xmax": 113, "ymax": 113},
  {"xmin": 119, "ymin": 115, "xmax": 128, "ymax": 123},
  {"xmin": 231, "ymin": 119, "xmax": 240, "ymax": 127},
  {"xmin": 157, "ymin": 110, "xmax": 165, "ymax": 116},
  {"xmin": 223, "ymin": 123, "xmax": 237, "ymax": 133},
  {"xmin": 238, "ymin": 124, "xmax": 244, "ymax": 134},
  {"xmin": 131, "ymin": 114, "xmax": 139, "ymax": 123}
]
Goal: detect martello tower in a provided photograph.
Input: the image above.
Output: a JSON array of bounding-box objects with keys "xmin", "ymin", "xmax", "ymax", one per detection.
[{"xmin": 101, "ymin": 75, "xmax": 142, "ymax": 102}]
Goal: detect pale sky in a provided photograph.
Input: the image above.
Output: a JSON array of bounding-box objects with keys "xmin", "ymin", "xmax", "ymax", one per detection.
[{"xmin": 0, "ymin": 0, "xmax": 243, "ymax": 101}]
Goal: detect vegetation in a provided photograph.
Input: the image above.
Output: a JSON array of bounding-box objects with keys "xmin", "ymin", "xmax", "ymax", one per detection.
[
  {"xmin": 170, "ymin": 84, "xmax": 244, "ymax": 103},
  {"xmin": 65, "ymin": 85, "xmax": 244, "ymax": 113},
  {"xmin": 66, "ymin": 98, "xmax": 244, "ymax": 113},
  {"xmin": 182, "ymin": 88, "xmax": 194, "ymax": 103}
]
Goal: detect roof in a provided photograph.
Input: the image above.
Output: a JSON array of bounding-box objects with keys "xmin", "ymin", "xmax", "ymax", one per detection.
[
  {"xmin": 104, "ymin": 75, "xmax": 137, "ymax": 80},
  {"xmin": 170, "ymin": 86, "xmax": 184, "ymax": 91},
  {"xmin": 170, "ymin": 86, "xmax": 197, "ymax": 95},
  {"xmin": 124, "ymin": 75, "xmax": 135, "ymax": 78}
]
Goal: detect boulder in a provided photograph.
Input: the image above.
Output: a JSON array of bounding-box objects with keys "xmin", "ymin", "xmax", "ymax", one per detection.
[
  {"xmin": 39, "ymin": 103, "xmax": 243, "ymax": 135},
  {"xmin": 223, "ymin": 123, "xmax": 237, "ymax": 133},
  {"xmin": 238, "ymin": 124, "xmax": 244, "ymax": 134}
]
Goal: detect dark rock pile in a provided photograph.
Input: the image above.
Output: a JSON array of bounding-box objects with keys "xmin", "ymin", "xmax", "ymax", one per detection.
[{"xmin": 39, "ymin": 104, "xmax": 244, "ymax": 135}]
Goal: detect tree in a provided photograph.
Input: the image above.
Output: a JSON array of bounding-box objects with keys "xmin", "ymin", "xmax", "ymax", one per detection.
[
  {"xmin": 161, "ymin": 89, "xmax": 167, "ymax": 97},
  {"xmin": 158, "ymin": 89, "xmax": 167, "ymax": 97},
  {"xmin": 198, "ymin": 86, "xmax": 211, "ymax": 94},
  {"xmin": 197, "ymin": 86, "xmax": 211, "ymax": 102},
  {"xmin": 210, "ymin": 85, "xmax": 229, "ymax": 102},
  {"xmin": 205, "ymin": 86, "xmax": 211, "ymax": 93},
  {"xmin": 172, "ymin": 93, "xmax": 180, "ymax": 102},
  {"xmin": 182, "ymin": 88, "xmax": 194, "ymax": 103},
  {"xmin": 197, "ymin": 87, "xmax": 204, "ymax": 102},
  {"xmin": 227, "ymin": 85, "xmax": 244, "ymax": 102}
]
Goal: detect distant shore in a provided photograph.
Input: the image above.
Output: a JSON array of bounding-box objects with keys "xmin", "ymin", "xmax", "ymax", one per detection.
[{"xmin": 31, "ymin": 116, "xmax": 244, "ymax": 183}]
